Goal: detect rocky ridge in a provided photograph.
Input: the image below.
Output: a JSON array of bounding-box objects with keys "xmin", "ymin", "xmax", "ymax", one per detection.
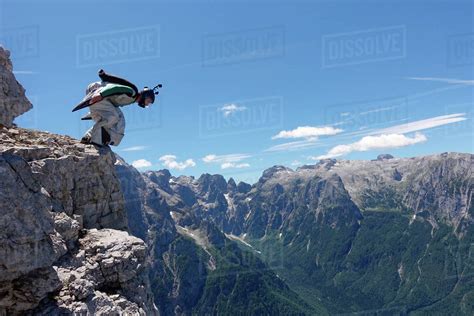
[{"xmin": 0, "ymin": 46, "xmax": 31, "ymax": 127}]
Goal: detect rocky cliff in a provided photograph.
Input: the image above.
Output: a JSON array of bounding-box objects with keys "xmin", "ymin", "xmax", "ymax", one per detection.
[
  {"xmin": 0, "ymin": 47, "xmax": 31, "ymax": 127},
  {"xmin": 0, "ymin": 47, "xmax": 157, "ymax": 315}
]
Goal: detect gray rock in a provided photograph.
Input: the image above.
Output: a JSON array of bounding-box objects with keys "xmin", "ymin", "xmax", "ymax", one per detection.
[
  {"xmin": 0, "ymin": 47, "xmax": 32, "ymax": 127},
  {"xmin": 0, "ymin": 127, "xmax": 157, "ymax": 315},
  {"xmin": 0, "ymin": 153, "xmax": 65, "ymax": 283},
  {"xmin": 35, "ymin": 229, "xmax": 157, "ymax": 315},
  {"xmin": 0, "ymin": 127, "xmax": 128, "ymax": 231},
  {"xmin": 53, "ymin": 212, "xmax": 80, "ymax": 250},
  {"xmin": 0, "ymin": 267, "xmax": 62, "ymax": 312}
]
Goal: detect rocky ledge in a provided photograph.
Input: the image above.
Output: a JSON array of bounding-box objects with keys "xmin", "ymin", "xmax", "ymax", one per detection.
[{"xmin": 0, "ymin": 127, "xmax": 157, "ymax": 315}]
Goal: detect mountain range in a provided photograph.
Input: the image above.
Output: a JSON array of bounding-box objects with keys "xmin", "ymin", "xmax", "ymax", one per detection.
[{"xmin": 0, "ymin": 45, "xmax": 473, "ymax": 315}]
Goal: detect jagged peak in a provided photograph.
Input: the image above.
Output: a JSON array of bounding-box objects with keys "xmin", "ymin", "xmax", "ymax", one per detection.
[
  {"xmin": 237, "ymin": 181, "xmax": 252, "ymax": 194},
  {"xmin": 376, "ymin": 153, "xmax": 394, "ymax": 161},
  {"xmin": 227, "ymin": 177, "xmax": 237, "ymax": 189},
  {"xmin": 296, "ymin": 164, "xmax": 318, "ymax": 170},
  {"xmin": 259, "ymin": 165, "xmax": 294, "ymax": 181},
  {"xmin": 197, "ymin": 173, "xmax": 228, "ymax": 191}
]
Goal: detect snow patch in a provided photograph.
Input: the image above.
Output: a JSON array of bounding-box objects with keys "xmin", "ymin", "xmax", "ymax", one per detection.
[
  {"xmin": 224, "ymin": 193, "xmax": 234, "ymax": 210},
  {"xmin": 169, "ymin": 211, "xmax": 178, "ymax": 220},
  {"xmin": 245, "ymin": 210, "xmax": 252, "ymax": 220},
  {"xmin": 225, "ymin": 233, "xmax": 262, "ymax": 254},
  {"xmin": 398, "ymin": 263, "xmax": 404, "ymax": 280}
]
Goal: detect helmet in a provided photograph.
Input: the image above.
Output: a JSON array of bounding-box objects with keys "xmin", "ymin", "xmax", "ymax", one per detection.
[
  {"xmin": 138, "ymin": 87, "xmax": 156, "ymax": 108},
  {"xmin": 138, "ymin": 84, "xmax": 162, "ymax": 108}
]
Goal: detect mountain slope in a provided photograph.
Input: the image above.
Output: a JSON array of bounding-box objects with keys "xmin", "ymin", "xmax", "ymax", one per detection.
[
  {"xmin": 115, "ymin": 160, "xmax": 322, "ymax": 315},
  {"xmin": 117, "ymin": 152, "xmax": 472, "ymax": 315}
]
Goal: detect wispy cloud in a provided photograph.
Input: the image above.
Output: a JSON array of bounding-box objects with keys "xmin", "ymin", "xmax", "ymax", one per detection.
[
  {"xmin": 370, "ymin": 113, "xmax": 467, "ymax": 135},
  {"xmin": 159, "ymin": 155, "xmax": 196, "ymax": 170},
  {"xmin": 315, "ymin": 133, "xmax": 427, "ymax": 160},
  {"xmin": 219, "ymin": 104, "xmax": 247, "ymax": 117},
  {"xmin": 203, "ymin": 153, "xmax": 251, "ymax": 163},
  {"xmin": 272, "ymin": 126, "xmax": 343, "ymax": 140},
  {"xmin": 132, "ymin": 159, "xmax": 152, "ymax": 169},
  {"xmin": 120, "ymin": 145, "xmax": 148, "ymax": 152},
  {"xmin": 221, "ymin": 162, "xmax": 250, "ymax": 169},
  {"xmin": 264, "ymin": 138, "xmax": 322, "ymax": 152},
  {"xmin": 408, "ymin": 77, "xmax": 474, "ymax": 85},
  {"xmin": 12, "ymin": 70, "xmax": 37, "ymax": 75},
  {"xmin": 315, "ymin": 112, "xmax": 467, "ymax": 159},
  {"xmin": 359, "ymin": 106, "xmax": 397, "ymax": 115},
  {"xmin": 202, "ymin": 153, "xmax": 251, "ymax": 169}
]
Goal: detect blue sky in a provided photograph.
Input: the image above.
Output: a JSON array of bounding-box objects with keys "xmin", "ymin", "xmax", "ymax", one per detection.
[{"xmin": 1, "ymin": 0, "xmax": 473, "ymax": 183}]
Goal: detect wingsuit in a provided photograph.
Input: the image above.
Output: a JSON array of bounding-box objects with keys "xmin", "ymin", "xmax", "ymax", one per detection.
[{"xmin": 73, "ymin": 69, "xmax": 159, "ymax": 147}]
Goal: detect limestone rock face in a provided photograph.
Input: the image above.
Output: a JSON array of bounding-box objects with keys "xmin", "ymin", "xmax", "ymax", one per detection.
[
  {"xmin": 0, "ymin": 154, "xmax": 63, "ymax": 282},
  {"xmin": 0, "ymin": 47, "xmax": 32, "ymax": 127},
  {"xmin": 33, "ymin": 229, "xmax": 156, "ymax": 315},
  {"xmin": 0, "ymin": 127, "xmax": 127, "ymax": 231},
  {"xmin": 0, "ymin": 127, "xmax": 157, "ymax": 315},
  {"xmin": 0, "ymin": 153, "xmax": 66, "ymax": 311}
]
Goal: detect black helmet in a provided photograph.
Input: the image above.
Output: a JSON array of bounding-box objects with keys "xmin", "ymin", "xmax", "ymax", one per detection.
[{"xmin": 138, "ymin": 84, "xmax": 162, "ymax": 108}]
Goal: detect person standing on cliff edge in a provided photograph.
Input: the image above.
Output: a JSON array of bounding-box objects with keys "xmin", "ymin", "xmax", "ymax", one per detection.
[{"xmin": 72, "ymin": 69, "xmax": 162, "ymax": 147}]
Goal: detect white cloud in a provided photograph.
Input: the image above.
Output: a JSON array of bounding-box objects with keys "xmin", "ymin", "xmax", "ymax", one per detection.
[
  {"xmin": 121, "ymin": 145, "xmax": 148, "ymax": 152},
  {"xmin": 221, "ymin": 162, "xmax": 250, "ymax": 169},
  {"xmin": 159, "ymin": 155, "xmax": 196, "ymax": 170},
  {"xmin": 219, "ymin": 104, "xmax": 247, "ymax": 117},
  {"xmin": 272, "ymin": 126, "xmax": 343, "ymax": 140},
  {"xmin": 408, "ymin": 77, "xmax": 474, "ymax": 85},
  {"xmin": 202, "ymin": 153, "xmax": 251, "ymax": 169},
  {"xmin": 132, "ymin": 159, "xmax": 152, "ymax": 169},
  {"xmin": 371, "ymin": 113, "xmax": 467, "ymax": 135},
  {"xmin": 202, "ymin": 153, "xmax": 251, "ymax": 163},
  {"xmin": 315, "ymin": 133, "xmax": 427, "ymax": 160}
]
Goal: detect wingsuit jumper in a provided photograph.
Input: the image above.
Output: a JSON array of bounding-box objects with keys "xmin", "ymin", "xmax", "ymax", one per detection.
[{"xmin": 72, "ymin": 69, "xmax": 162, "ymax": 147}]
